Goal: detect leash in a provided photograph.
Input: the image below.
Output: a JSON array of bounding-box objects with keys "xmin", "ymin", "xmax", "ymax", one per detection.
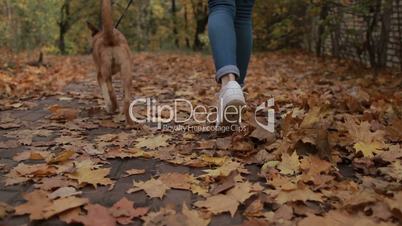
[{"xmin": 115, "ymin": 0, "xmax": 134, "ymax": 28}]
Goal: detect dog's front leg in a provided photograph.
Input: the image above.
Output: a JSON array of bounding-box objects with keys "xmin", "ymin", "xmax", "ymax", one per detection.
[{"xmin": 121, "ymin": 62, "xmax": 133, "ymax": 125}]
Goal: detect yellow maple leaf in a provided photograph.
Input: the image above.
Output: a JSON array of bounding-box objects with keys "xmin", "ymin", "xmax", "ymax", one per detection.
[
  {"xmin": 127, "ymin": 178, "xmax": 169, "ymax": 199},
  {"xmin": 277, "ymin": 152, "xmax": 300, "ymax": 175},
  {"xmin": 203, "ymin": 161, "xmax": 241, "ymax": 177},
  {"xmin": 354, "ymin": 141, "xmax": 384, "ymax": 158},
  {"xmin": 68, "ymin": 160, "xmax": 113, "ymax": 188}
]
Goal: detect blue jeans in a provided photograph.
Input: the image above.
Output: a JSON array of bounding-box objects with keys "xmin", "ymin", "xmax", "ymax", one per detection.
[{"xmin": 208, "ymin": 0, "xmax": 255, "ymax": 86}]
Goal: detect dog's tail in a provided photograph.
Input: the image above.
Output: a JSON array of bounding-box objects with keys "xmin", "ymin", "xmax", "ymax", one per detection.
[{"xmin": 102, "ymin": 0, "xmax": 115, "ymax": 46}]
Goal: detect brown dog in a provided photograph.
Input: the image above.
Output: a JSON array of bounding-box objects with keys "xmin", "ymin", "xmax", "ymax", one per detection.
[{"xmin": 87, "ymin": 0, "xmax": 133, "ymax": 124}]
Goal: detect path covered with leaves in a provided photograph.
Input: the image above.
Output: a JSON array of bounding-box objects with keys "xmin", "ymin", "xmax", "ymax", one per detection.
[{"xmin": 0, "ymin": 52, "xmax": 401, "ymax": 226}]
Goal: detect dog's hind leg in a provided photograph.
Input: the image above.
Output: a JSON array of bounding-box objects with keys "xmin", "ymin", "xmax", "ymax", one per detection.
[{"xmin": 98, "ymin": 64, "xmax": 117, "ymax": 114}]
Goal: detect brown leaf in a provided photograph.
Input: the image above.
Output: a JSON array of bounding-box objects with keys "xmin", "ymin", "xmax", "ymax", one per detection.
[
  {"xmin": 75, "ymin": 204, "xmax": 116, "ymax": 226},
  {"xmin": 0, "ymin": 202, "xmax": 13, "ymax": 220},
  {"xmin": 195, "ymin": 181, "xmax": 254, "ymax": 217},
  {"xmin": 181, "ymin": 204, "xmax": 210, "ymax": 226},
  {"xmin": 42, "ymin": 196, "xmax": 88, "ymax": 219},
  {"xmin": 13, "ymin": 150, "xmax": 51, "ymax": 161},
  {"xmin": 134, "ymin": 135, "xmax": 171, "ymax": 150},
  {"xmin": 226, "ymin": 181, "xmax": 255, "ymax": 203},
  {"xmin": 124, "ymin": 168, "xmax": 146, "ymax": 176},
  {"xmin": 48, "ymin": 105, "xmax": 78, "ymax": 121},
  {"xmin": 250, "ymin": 126, "xmax": 276, "ymax": 143},
  {"xmin": 35, "ymin": 176, "xmax": 77, "ymax": 191},
  {"xmin": 194, "ymin": 194, "xmax": 239, "ymax": 217},
  {"xmin": 14, "ymin": 190, "xmax": 51, "ymax": 220},
  {"xmin": 274, "ymin": 188, "xmax": 323, "ymax": 205},
  {"xmin": 48, "ymin": 150, "xmax": 75, "ymax": 164},
  {"xmin": 110, "ymin": 197, "xmax": 148, "ymax": 225},
  {"xmin": 58, "ymin": 207, "xmax": 83, "ymax": 224},
  {"xmin": 159, "ymin": 172, "xmax": 197, "ymax": 190},
  {"xmin": 266, "ymin": 173, "xmax": 297, "ymax": 191},
  {"xmin": 15, "ymin": 190, "xmax": 88, "ymax": 220},
  {"xmin": 244, "ymin": 199, "xmax": 264, "ymax": 217},
  {"xmin": 274, "ymin": 205, "xmax": 293, "ymax": 221},
  {"xmin": 298, "ymin": 211, "xmax": 391, "ymax": 226},
  {"xmin": 377, "ymin": 144, "xmax": 402, "ymax": 162},
  {"xmin": 210, "ymin": 171, "xmax": 236, "ymax": 195}
]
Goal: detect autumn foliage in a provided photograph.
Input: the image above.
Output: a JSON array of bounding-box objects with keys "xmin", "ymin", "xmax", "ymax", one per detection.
[{"xmin": 0, "ymin": 51, "xmax": 401, "ymax": 225}]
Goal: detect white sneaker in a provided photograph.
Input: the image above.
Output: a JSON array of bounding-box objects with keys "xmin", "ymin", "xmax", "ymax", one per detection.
[{"xmin": 216, "ymin": 81, "xmax": 246, "ymax": 126}]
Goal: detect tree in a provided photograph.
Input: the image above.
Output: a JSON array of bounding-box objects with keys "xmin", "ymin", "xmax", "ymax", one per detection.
[
  {"xmin": 190, "ymin": 0, "xmax": 208, "ymax": 50},
  {"xmin": 58, "ymin": 0, "xmax": 97, "ymax": 54}
]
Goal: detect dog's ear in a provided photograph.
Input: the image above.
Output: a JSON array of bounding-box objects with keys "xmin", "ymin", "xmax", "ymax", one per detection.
[{"xmin": 86, "ymin": 21, "xmax": 99, "ymax": 36}]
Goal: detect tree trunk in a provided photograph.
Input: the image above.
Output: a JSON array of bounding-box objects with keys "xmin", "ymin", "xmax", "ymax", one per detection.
[
  {"xmin": 192, "ymin": 0, "xmax": 208, "ymax": 51},
  {"xmin": 171, "ymin": 0, "xmax": 179, "ymax": 48},
  {"xmin": 316, "ymin": 1, "xmax": 329, "ymax": 56},
  {"xmin": 397, "ymin": 0, "xmax": 402, "ymax": 70},
  {"xmin": 184, "ymin": 2, "xmax": 190, "ymax": 48},
  {"xmin": 378, "ymin": 0, "xmax": 393, "ymax": 68},
  {"xmin": 330, "ymin": 8, "xmax": 342, "ymax": 57},
  {"xmin": 365, "ymin": 0, "xmax": 381, "ymax": 70},
  {"xmin": 58, "ymin": 0, "xmax": 71, "ymax": 54},
  {"xmin": 59, "ymin": 25, "xmax": 67, "ymax": 54}
]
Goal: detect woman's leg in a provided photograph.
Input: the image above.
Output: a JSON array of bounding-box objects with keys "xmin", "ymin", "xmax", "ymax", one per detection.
[
  {"xmin": 235, "ymin": 0, "xmax": 255, "ymax": 86},
  {"xmin": 208, "ymin": 0, "xmax": 247, "ymax": 126},
  {"xmin": 208, "ymin": 0, "xmax": 239, "ymax": 84}
]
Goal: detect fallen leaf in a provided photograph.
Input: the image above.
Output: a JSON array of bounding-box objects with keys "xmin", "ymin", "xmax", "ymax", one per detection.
[
  {"xmin": 298, "ymin": 210, "xmax": 391, "ymax": 226},
  {"xmin": 354, "ymin": 141, "xmax": 384, "ymax": 158},
  {"xmin": 110, "ymin": 197, "xmax": 148, "ymax": 225},
  {"xmin": 379, "ymin": 161, "xmax": 402, "ymax": 182},
  {"xmin": 75, "ymin": 204, "xmax": 116, "ymax": 226},
  {"xmin": 48, "ymin": 105, "xmax": 78, "ymax": 121},
  {"xmin": 194, "ymin": 194, "xmax": 239, "ymax": 217},
  {"xmin": 244, "ymin": 199, "xmax": 264, "ymax": 217},
  {"xmin": 274, "ymin": 205, "xmax": 293, "ymax": 221},
  {"xmin": 210, "ymin": 171, "xmax": 237, "ymax": 195},
  {"xmin": 0, "ymin": 202, "xmax": 13, "ymax": 220},
  {"xmin": 59, "ymin": 207, "xmax": 83, "ymax": 224},
  {"xmin": 181, "ymin": 204, "xmax": 210, "ymax": 226},
  {"xmin": 134, "ymin": 135, "xmax": 171, "ymax": 150},
  {"xmin": 203, "ymin": 161, "xmax": 242, "ymax": 177},
  {"xmin": 68, "ymin": 160, "xmax": 113, "ymax": 188},
  {"xmin": 274, "ymin": 188, "xmax": 323, "ymax": 204},
  {"xmin": 48, "ymin": 150, "xmax": 75, "ymax": 164},
  {"xmin": 13, "ymin": 150, "xmax": 51, "ymax": 161},
  {"xmin": 159, "ymin": 172, "xmax": 196, "ymax": 190},
  {"xmin": 127, "ymin": 178, "xmax": 169, "ymax": 199},
  {"xmin": 48, "ymin": 187, "xmax": 82, "ymax": 199},
  {"xmin": 35, "ymin": 176, "xmax": 77, "ymax": 190},
  {"xmin": 124, "ymin": 168, "xmax": 146, "ymax": 176},
  {"xmin": 266, "ymin": 173, "xmax": 297, "ymax": 191},
  {"xmin": 141, "ymin": 207, "xmax": 176, "ymax": 226},
  {"xmin": 14, "ymin": 190, "xmax": 52, "ymax": 220},
  {"xmin": 277, "ymin": 152, "xmax": 300, "ymax": 175},
  {"xmin": 226, "ymin": 181, "xmax": 255, "ymax": 203},
  {"xmin": 42, "ymin": 196, "xmax": 88, "ymax": 219}
]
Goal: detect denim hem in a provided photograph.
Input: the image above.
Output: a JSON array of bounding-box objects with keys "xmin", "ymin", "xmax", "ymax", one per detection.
[{"xmin": 215, "ymin": 65, "xmax": 240, "ymax": 83}]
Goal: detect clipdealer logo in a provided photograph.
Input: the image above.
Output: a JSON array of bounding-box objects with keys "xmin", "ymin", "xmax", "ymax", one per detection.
[{"xmin": 128, "ymin": 97, "xmax": 275, "ymax": 132}]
